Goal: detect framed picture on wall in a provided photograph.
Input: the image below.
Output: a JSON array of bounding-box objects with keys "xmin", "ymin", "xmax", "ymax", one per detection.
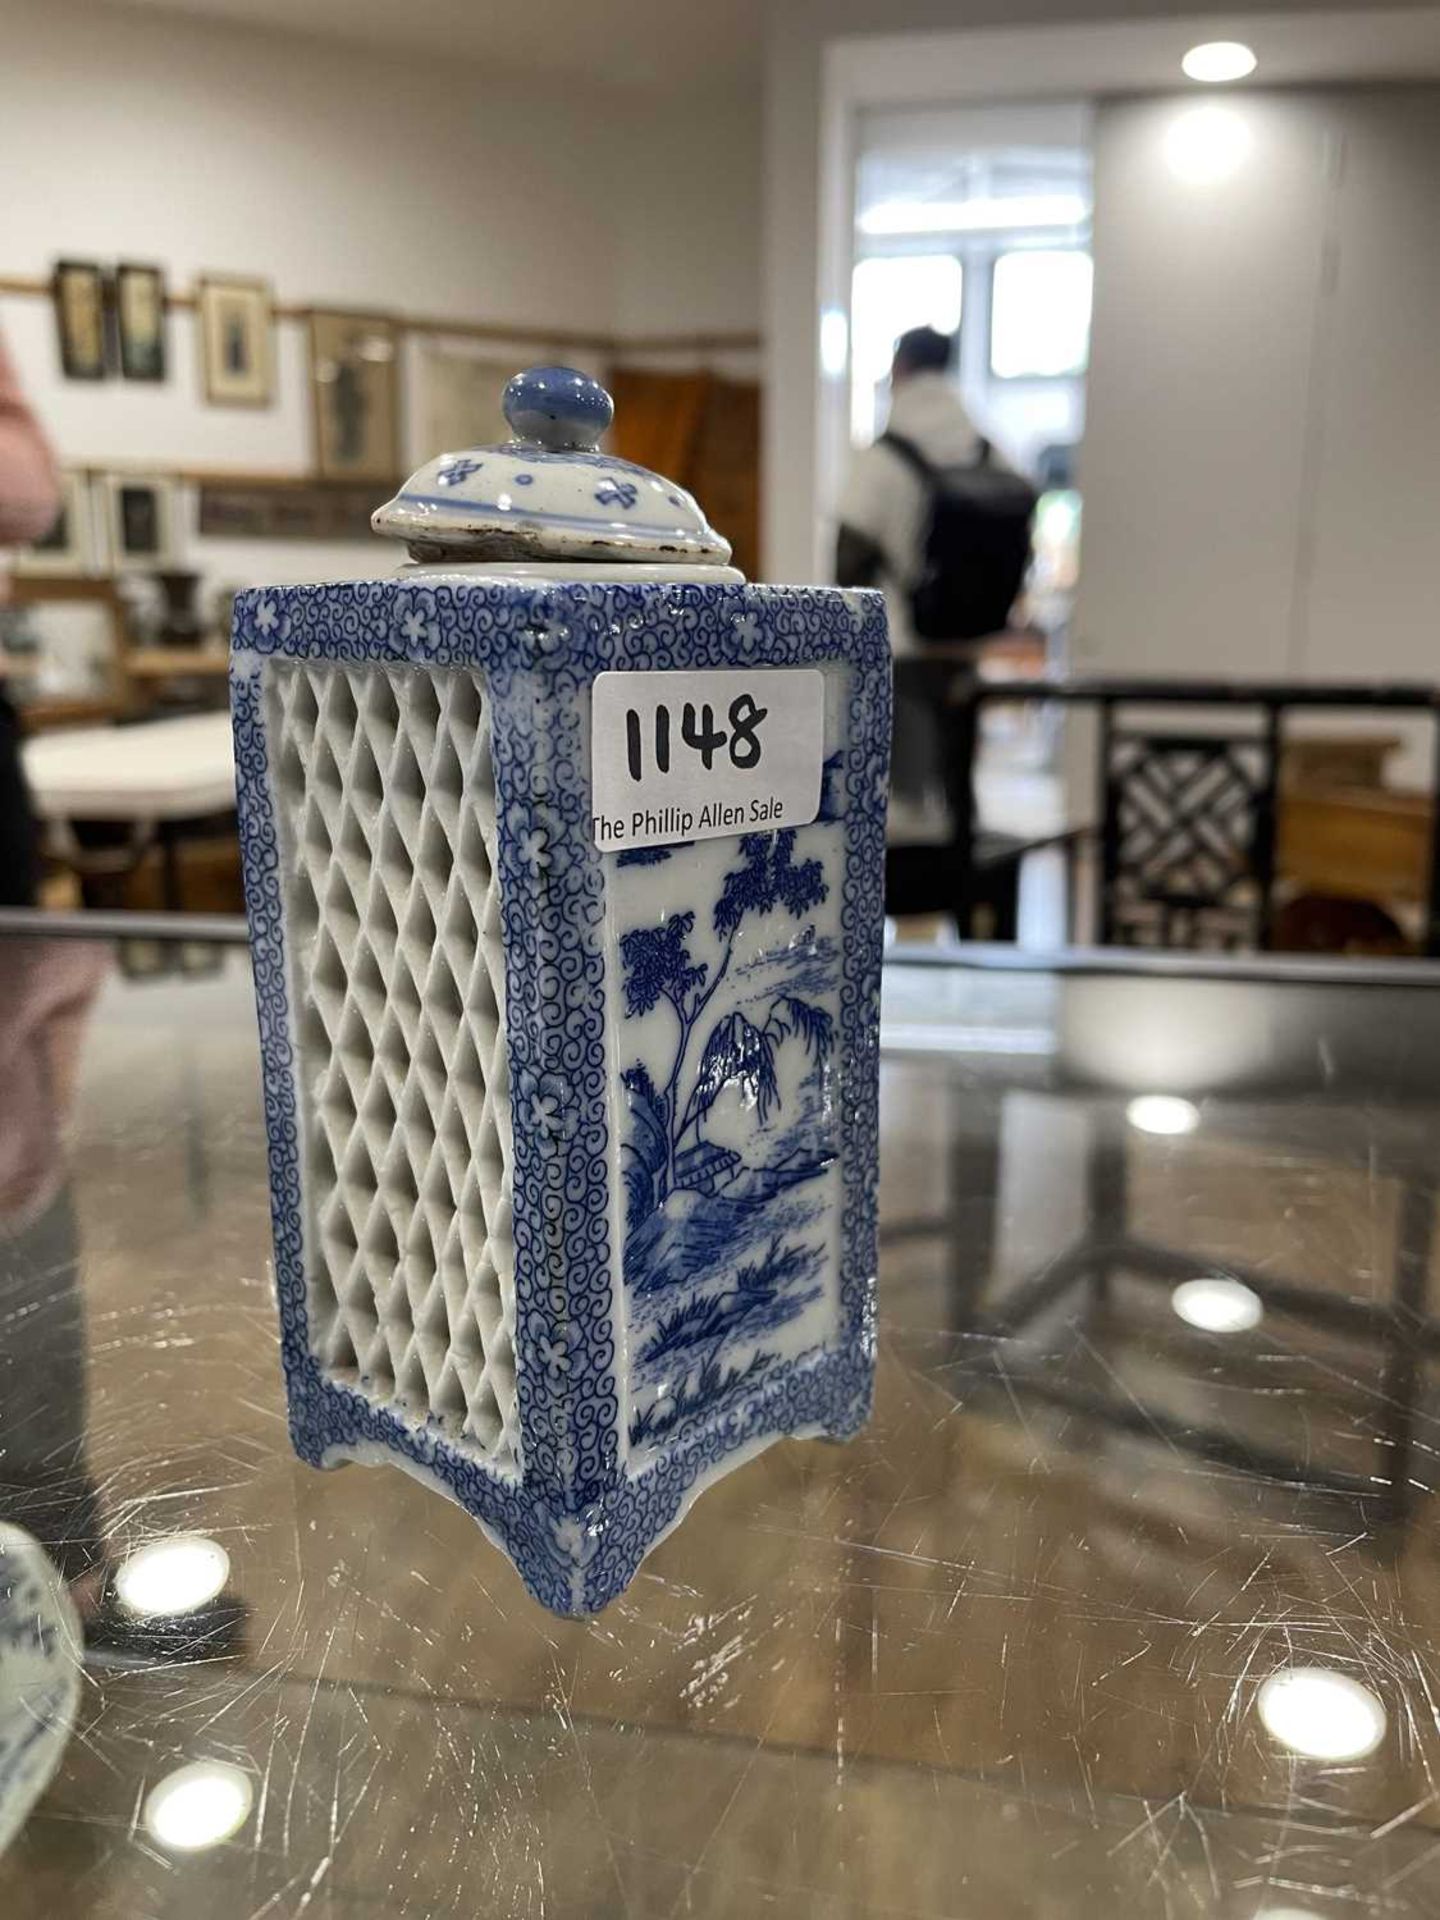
[
  {"xmin": 115, "ymin": 262, "xmax": 167, "ymax": 381},
  {"xmin": 13, "ymin": 470, "xmax": 97, "ymax": 577},
  {"xmin": 3, "ymin": 577, "xmax": 127, "ymax": 714},
  {"xmin": 53, "ymin": 260, "xmax": 109, "ymax": 380},
  {"xmin": 197, "ymin": 479, "xmax": 377, "ymax": 542},
  {"xmin": 309, "ymin": 309, "xmax": 400, "ymax": 481},
  {"xmin": 197, "ymin": 275, "xmax": 275, "ymax": 406},
  {"xmin": 100, "ymin": 473, "xmax": 179, "ymax": 571}
]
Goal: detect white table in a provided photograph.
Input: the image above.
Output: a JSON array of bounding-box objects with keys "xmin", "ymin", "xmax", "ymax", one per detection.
[
  {"xmin": 22, "ymin": 713, "xmax": 237, "ymax": 907},
  {"xmin": 22, "ymin": 712, "xmax": 235, "ymax": 822}
]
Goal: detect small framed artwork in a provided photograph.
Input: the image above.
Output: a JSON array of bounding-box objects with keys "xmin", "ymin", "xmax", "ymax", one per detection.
[
  {"xmin": 310, "ymin": 310, "xmax": 400, "ymax": 481},
  {"xmin": 53, "ymin": 260, "xmax": 109, "ymax": 380},
  {"xmin": 13, "ymin": 470, "xmax": 97, "ymax": 577},
  {"xmin": 197, "ymin": 275, "xmax": 274, "ymax": 406},
  {"xmin": 115, "ymin": 262, "xmax": 167, "ymax": 381},
  {"xmin": 3, "ymin": 577, "xmax": 127, "ymax": 711},
  {"xmin": 100, "ymin": 474, "xmax": 179, "ymax": 571}
]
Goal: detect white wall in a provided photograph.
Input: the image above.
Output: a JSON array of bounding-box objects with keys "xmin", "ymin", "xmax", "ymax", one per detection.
[
  {"xmin": 1076, "ymin": 83, "xmax": 1440, "ymax": 712},
  {"xmin": 1, "ymin": 0, "xmax": 760, "ymax": 589},
  {"xmin": 609, "ymin": 91, "xmax": 763, "ymax": 340},
  {"xmin": 1075, "ymin": 91, "xmax": 1330, "ymax": 676},
  {"xmin": 1300, "ymin": 88, "xmax": 1440, "ymax": 682}
]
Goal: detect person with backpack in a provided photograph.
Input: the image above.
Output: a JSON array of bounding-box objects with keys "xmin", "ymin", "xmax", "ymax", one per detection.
[{"xmin": 836, "ymin": 325, "xmax": 1036, "ymax": 843}]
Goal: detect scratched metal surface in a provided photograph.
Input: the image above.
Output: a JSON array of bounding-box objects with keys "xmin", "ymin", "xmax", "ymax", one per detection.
[{"xmin": 2, "ymin": 930, "xmax": 1440, "ymax": 1916}]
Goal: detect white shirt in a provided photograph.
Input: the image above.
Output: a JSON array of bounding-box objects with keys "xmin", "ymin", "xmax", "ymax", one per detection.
[{"xmin": 837, "ymin": 372, "xmax": 998, "ymax": 657}]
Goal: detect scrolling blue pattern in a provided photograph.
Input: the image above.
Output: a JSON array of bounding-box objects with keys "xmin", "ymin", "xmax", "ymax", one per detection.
[{"xmin": 231, "ymin": 576, "xmax": 889, "ymax": 1615}]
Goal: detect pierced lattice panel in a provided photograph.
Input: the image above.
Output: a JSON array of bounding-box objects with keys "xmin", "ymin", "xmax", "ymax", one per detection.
[{"xmin": 265, "ymin": 661, "xmax": 517, "ymax": 1465}]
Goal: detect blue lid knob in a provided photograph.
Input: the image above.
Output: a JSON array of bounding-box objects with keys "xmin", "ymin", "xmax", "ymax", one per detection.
[{"xmin": 503, "ymin": 365, "xmax": 613, "ymax": 452}]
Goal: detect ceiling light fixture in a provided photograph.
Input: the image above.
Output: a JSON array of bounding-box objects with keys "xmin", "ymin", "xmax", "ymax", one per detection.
[{"xmin": 1182, "ymin": 40, "xmax": 1258, "ymax": 84}]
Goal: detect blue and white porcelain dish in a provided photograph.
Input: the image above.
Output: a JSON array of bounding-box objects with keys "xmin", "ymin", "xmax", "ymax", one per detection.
[
  {"xmin": 232, "ymin": 368, "xmax": 890, "ymax": 1616},
  {"xmin": 0, "ymin": 1525, "xmax": 81, "ymax": 1857}
]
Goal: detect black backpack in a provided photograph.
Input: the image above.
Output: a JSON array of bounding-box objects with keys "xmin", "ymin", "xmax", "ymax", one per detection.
[{"xmin": 881, "ymin": 431, "xmax": 1038, "ymax": 644}]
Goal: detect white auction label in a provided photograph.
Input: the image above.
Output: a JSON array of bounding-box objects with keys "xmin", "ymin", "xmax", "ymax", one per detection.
[{"xmin": 591, "ymin": 668, "xmax": 825, "ymax": 853}]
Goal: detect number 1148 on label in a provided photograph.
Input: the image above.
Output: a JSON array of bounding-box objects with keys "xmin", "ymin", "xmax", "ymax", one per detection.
[
  {"xmin": 625, "ymin": 692, "xmax": 768, "ymax": 780},
  {"xmin": 590, "ymin": 668, "xmax": 826, "ymax": 854}
]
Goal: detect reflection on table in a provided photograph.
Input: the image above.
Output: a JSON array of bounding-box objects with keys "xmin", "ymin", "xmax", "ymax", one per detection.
[{"xmin": 0, "ymin": 926, "xmax": 1438, "ymax": 1915}]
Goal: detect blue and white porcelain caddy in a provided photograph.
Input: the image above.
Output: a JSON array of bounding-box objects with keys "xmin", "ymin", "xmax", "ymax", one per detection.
[{"xmin": 232, "ymin": 367, "xmax": 890, "ymax": 1615}]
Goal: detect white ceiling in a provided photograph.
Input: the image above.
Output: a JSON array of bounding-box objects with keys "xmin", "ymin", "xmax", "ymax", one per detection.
[
  {"xmin": 835, "ymin": 8, "xmax": 1440, "ymax": 104},
  {"xmin": 94, "ymin": 0, "xmax": 767, "ymax": 91},
  {"xmin": 94, "ymin": 0, "xmax": 1440, "ymax": 94}
]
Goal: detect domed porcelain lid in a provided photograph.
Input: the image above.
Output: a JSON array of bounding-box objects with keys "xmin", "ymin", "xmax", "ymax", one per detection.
[{"xmin": 373, "ymin": 365, "xmax": 733, "ymax": 569}]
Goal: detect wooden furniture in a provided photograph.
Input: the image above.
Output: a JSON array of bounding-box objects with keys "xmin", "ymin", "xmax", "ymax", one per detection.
[
  {"xmin": 950, "ymin": 677, "xmax": 1440, "ymax": 955},
  {"xmin": 5, "ymin": 576, "xmax": 233, "ymax": 724},
  {"xmin": 123, "ymin": 644, "xmax": 228, "ymax": 680},
  {"xmin": 122, "ymin": 643, "xmax": 230, "ymax": 715},
  {"xmin": 1282, "ymin": 734, "xmax": 1403, "ymax": 790},
  {"xmin": 1278, "ymin": 783, "xmax": 1431, "ymax": 906},
  {"xmin": 609, "ymin": 367, "xmax": 762, "ymax": 581}
]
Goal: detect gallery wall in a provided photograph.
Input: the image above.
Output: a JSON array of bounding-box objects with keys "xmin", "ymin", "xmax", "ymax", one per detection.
[
  {"xmin": 1076, "ymin": 89, "xmax": 1326, "ymax": 679},
  {"xmin": 610, "ymin": 92, "xmax": 764, "ymax": 342},
  {"xmin": 1, "ymin": 0, "xmax": 762, "ymax": 587},
  {"xmin": 1077, "ymin": 83, "xmax": 1440, "ymax": 702}
]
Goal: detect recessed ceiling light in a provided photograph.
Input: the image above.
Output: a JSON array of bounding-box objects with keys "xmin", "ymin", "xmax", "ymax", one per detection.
[
  {"xmin": 1126, "ymin": 1094, "xmax": 1199, "ymax": 1135},
  {"xmin": 1256, "ymin": 1666, "xmax": 1387, "ymax": 1761},
  {"xmin": 1182, "ymin": 40, "xmax": 1257, "ymax": 83},
  {"xmin": 114, "ymin": 1535, "xmax": 230, "ymax": 1618},
  {"xmin": 144, "ymin": 1761, "xmax": 254, "ymax": 1852},
  {"xmin": 1172, "ymin": 1276, "xmax": 1263, "ymax": 1333}
]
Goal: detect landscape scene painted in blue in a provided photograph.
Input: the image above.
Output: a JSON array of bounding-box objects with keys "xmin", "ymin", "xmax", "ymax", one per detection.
[{"xmin": 613, "ymin": 780, "xmax": 845, "ymax": 1455}]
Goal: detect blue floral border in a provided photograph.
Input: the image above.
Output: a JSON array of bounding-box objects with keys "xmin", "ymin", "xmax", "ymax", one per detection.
[{"xmin": 231, "ymin": 576, "xmax": 889, "ymax": 1615}]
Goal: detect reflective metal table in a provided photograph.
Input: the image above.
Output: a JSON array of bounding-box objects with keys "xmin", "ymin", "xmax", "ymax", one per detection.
[{"xmin": 2, "ymin": 920, "xmax": 1439, "ymax": 1917}]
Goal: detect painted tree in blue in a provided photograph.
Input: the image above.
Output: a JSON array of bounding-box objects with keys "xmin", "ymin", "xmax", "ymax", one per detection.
[{"xmin": 619, "ymin": 830, "xmax": 831, "ymax": 1206}]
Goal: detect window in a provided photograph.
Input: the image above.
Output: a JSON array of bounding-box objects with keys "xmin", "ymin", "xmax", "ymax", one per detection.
[
  {"xmin": 849, "ymin": 254, "xmax": 963, "ymax": 444},
  {"xmin": 989, "ymin": 250, "xmax": 1092, "ymax": 379}
]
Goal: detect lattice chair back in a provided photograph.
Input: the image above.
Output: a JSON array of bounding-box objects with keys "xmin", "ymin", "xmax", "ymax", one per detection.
[{"xmin": 1102, "ymin": 729, "xmax": 1275, "ymax": 950}]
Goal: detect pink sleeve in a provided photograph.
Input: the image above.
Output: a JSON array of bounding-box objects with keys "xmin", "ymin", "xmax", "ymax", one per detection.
[{"xmin": 0, "ymin": 331, "xmax": 60, "ymax": 547}]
